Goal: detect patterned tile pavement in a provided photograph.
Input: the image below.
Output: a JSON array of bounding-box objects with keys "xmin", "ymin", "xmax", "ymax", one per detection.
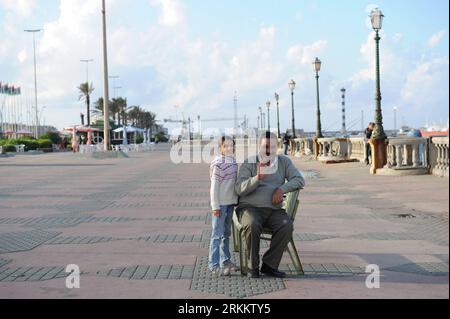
[{"xmin": 0, "ymin": 146, "xmax": 448, "ymax": 298}]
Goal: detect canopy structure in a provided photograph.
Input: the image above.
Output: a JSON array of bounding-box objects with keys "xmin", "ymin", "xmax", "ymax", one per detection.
[
  {"xmin": 64, "ymin": 126, "xmax": 101, "ymax": 133},
  {"xmin": 113, "ymin": 126, "xmax": 146, "ymax": 133}
]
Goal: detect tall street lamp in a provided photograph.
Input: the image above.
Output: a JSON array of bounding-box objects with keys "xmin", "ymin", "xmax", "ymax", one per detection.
[
  {"xmin": 266, "ymin": 101, "xmax": 271, "ymax": 132},
  {"xmin": 259, "ymin": 106, "xmax": 263, "ymax": 130},
  {"xmin": 369, "ymin": 7, "xmax": 387, "ymax": 174},
  {"xmin": 313, "ymin": 57, "xmax": 323, "ymax": 138},
  {"xmin": 341, "ymin": 88, "xmax": 347, "ymax": 135},
  {"xmin": 371, "ymin": 8, "xmax": 386, "ymax": 140},
  {"xmin": 275, "ymin": 92, "xmax": 281, "ymax": 138},
  {"xmin": 101, "ymin": 0, "xmax": 111, "ymax": 151},
  {"xmin": 24, "ymin": 29, "xmax": 42, "ymax": 139},
  {"xmin": 288, "ymin": 79, "xmax": 296, "ymax": 138},
  {"xmin": 393, "ymin": 106, "xmax": 398, "ymax": 136}
]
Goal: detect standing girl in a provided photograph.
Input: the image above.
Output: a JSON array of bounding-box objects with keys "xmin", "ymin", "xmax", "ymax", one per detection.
[{"xmin": 208, "ymin": 136, "xmax": 238, "ymax": 276}]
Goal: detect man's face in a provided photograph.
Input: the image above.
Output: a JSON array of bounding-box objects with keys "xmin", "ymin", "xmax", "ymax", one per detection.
[{"xmin": 259, "ymin": 137, "xmax": 277, "ymax": 164}]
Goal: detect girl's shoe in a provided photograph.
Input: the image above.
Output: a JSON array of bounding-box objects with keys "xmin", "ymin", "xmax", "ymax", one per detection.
[
  {"xmin": 223, "ymin": 262, "xmax": 237, "ymax": 276},
  {"xmin": 210, "ymin": 266, "xmax": 221, "ymax": 277}
]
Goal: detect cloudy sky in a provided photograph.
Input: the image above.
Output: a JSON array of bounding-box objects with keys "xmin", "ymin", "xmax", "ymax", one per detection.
[{"xmin": 0, "ymin": 0, "xmax": 448, "ymax": 133}]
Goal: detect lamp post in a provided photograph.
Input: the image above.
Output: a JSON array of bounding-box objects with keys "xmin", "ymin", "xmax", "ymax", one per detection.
[
  {"xmin": 101, "ymin": 0, "xmax": 111, "ymax": 151},
  {"xmin": 341, "ymin": 88, "xmax": 347, "ymax": 135},
  {"xmin": 393, "ymin": 106, "xmax": 397, "ymax": 136},
  {"xmin": 38, "ymin": 106, "xmax": 46, "ymax": 135},
  {"xmin": 313, "ymin": 58, "xmax": 323, "ymax": 138},
  {"xmin": 288, "ymin": 79, "xmax": 296, "ymax": 138},
  {"xmin": 259, "ymin": 107, "xmax": 263, "ymax": 130},
  {"xmin": 275, "ymin": 93, "xmax": 281, "ymax": 138},
  {"xmin": 266, "ymin": 101, "xmax": 271, "ymax": 132},
  {"xmin": 369, "ymin": 7, "xmax": 387, "ymax": 174},
  {"xmin": 371, "ymin": 8, "xmax": 386, "ymax": 140},
  {"xmin": 24, "ymin": 29, "xmax": 41, "ymax": 139}
]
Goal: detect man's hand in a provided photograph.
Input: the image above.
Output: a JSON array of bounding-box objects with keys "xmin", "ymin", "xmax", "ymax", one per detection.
[
  {"xmin": 257, "ymin": 162, "xmax": 267, "ymax": 181},
  {"xmin": 272, "ymin": 188, "xmax": 284, "ymax": 205},
  {"xmin": 212, "ymin": 210, "xmax": 221, "ymax": 218}
]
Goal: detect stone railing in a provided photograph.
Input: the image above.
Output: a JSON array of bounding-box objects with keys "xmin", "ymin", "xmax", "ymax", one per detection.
[
  {"xmin": 377, "ymin": 137, "xmax": 429, "ymax": 175},
  {"xmin": 112, "ymin": 143, "xmax": 156, "ymax": 153},
  {"xmin": 348, "ymin": 137, "xmax": 368, "ymax": 163},
  {"xmin": 429, "ymin": 136, "xmax": 449, "ymax": 177},
  {"xmin": 316, "ymin": 137, "xmax": 352, "ymax": 162},
  {"xmin": 290, "ymin": 138, "xmax": 313, "ymax": 157},
  {"xmin": 79, "ymin": 144, "xmax": 105, "ymax": 154}
]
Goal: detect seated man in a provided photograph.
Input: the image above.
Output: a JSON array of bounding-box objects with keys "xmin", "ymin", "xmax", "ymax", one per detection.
[{"xmin": 235, "ymin": 132, "xmax": 305, "ymax": 278}]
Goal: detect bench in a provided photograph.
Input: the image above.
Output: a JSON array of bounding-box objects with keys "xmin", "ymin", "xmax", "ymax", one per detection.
[
  {"xmin": 232, "ymin": 190, "xmax": 304, "ymax": 276},
  {"xmin": 14, "ymin": 144, "xmax": 25, "ymax": 153}
]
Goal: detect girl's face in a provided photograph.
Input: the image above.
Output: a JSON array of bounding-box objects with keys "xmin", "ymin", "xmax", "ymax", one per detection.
[{"xmin": 221, "ymin": 140, "xmax": 235, "ymax": 156}]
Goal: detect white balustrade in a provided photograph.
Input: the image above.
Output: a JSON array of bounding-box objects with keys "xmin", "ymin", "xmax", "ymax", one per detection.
[
  {"xmin": 348, "ymin": 137, "xmax": 369, "ymax": 163},
  {"xmin": 377, "ymin": 137, "xmax": 429, "ymax": 175},
  {"xmin": 290, "ymin": 138, "xmax": 313, "ymax": 157},
  {"xmin": 430, "ymin": 137, "xmax": 449, "ymax": 178},
  {"xmin": 316, "ymin": 137, "xmax": 350, "ymax": 162}
]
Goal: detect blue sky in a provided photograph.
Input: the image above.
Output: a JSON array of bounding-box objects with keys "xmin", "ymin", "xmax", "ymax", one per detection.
[{"xmin": 0, "ymin": 0, "xmax": 448, "ymax": 133}]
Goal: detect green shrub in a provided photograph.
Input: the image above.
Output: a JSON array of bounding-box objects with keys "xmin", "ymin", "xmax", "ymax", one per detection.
[
  {"xmin": 155, "ymin": 133, "xmax": 169, "ymax": 143},
  {"xmin": 38, "ymin": 139, "xmax": 53, "ymax": 149},
  {"xmin": 136, "ymin": 136, "xmax": 144, "ymax": 144},
  {"xmin": 40, "ymin": 132, "xmax": 61, "ymax": 144},
  {"xmin": 12, "ymin": 139, "xmax": 39, "ymax": 151},
  {"xmin": 4, "ymin": 145, "xmax": 17, "ymax": 152}
]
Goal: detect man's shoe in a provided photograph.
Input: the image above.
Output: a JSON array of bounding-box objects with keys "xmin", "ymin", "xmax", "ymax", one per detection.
[
  {"xmin": 260, "ymin": 263, "xmax": 286, "ymax": 278},
  {"xmin": 250, "ymin": 269, "xmax": 260, "ymax": 278}
]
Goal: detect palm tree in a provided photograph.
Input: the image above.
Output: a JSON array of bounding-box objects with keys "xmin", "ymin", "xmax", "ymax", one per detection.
[
  {"xmin": 93, "ymin": 97, "xmax": 104, "ymax": 116},
  {"xmin": 113, "ymin": 97, "xmax": 128, "ymax": 126},
  {"xmin": 110, "ymin": 98, "xmax": 120, "ymax": 125},
  {"xmin": 142, "ymin": 111, "xmax": 156, "ymax": 129},
  {"xmin": 127, "ymin": 106, "xmax": 142, "ymax": 127},
  {"xmin": 77, "ymin": 82, "xmax": 94, "ymax": 126}
]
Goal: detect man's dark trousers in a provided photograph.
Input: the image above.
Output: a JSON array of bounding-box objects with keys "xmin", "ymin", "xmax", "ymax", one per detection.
[{"xmin": 238, "ymin": 206, "xmax": 293, "ymax": 271}]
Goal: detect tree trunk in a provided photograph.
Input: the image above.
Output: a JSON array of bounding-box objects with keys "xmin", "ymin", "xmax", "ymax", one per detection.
[{"xmin": 86, "ymin": 94, "xmax": 91, "ymax": 127}]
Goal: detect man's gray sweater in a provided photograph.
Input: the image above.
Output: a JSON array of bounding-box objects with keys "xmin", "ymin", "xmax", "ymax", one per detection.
[{"xmin": 235, "ymin": 155, "xmax": 305, "ymax": 210}]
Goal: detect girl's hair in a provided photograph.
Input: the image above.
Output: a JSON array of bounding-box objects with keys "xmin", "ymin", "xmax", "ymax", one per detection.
[{"xmin": 219, "ymin": 135, "xmax": 235, "ymax": 148}]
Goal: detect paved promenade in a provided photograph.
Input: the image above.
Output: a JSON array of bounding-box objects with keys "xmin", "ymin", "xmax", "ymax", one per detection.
[{"xmin": 0, "ymin": 145, "xmax": 448, "ymax": 299}]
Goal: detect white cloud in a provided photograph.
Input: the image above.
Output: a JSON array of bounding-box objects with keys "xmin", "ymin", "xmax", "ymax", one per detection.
[
  {"xmin": 287, "ymin": 40, "xmax": 327, "ymax": 64},
  {"xmin": 17, "ymin": 49, "xmax": 27, "ymax": 63},
  {"xmin": 428, "ymin": 30, "xmax": 447, "ymax": 48},
  {"xmin": 350, "ymin": 32, "xmax": 403, "ymax": 88},
  {"xmin": 2, "ymin": 1, "xmax": 446, "ymax": 132},
  {"xmin": 401, "ymin": 57, "xmax": 449, "ymax": 104},
  {"xmin": 393, "ymin": 33, "xmax": 403, "ymax": 43},
  {"xmin": 149, "ymin": 0, "xmax": 184, "ymax": 27},
  {"xmin": 0, "ymin": 0, "xmax": 36, "ymax": 17}
]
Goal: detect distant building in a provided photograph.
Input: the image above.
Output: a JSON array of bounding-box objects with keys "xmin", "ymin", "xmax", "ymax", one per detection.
[{"xmin": 285, "ymin": 129, "xmax": 305, "ymax": 137}]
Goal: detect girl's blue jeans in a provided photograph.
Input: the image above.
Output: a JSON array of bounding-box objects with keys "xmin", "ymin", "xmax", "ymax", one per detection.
[{"xmin": 208, "ymin": 205, "xmax": 234, "ymax": 270}]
